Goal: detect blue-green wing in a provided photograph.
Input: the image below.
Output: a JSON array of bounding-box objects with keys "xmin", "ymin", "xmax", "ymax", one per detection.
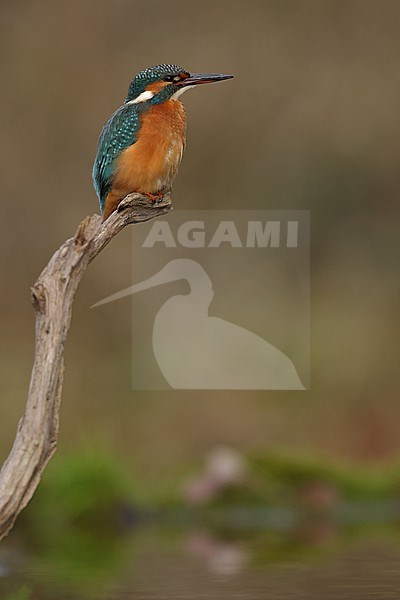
[{"xmin": 92, "ymin": 103, "xmax": 142, "ymax": 212}]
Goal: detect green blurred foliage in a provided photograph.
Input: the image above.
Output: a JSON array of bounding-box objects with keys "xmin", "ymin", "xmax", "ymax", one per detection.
[
  {"xmin": 3, "ymin": 446, "xmax": 400, "ymax": 595},
  {"xmin": 184, "ymin": 450, "xmax": 400, "ymax": 509},
  {"xmin": 2, "ymin": 587, "xmax": 31, "ymax": 600},
  {"xmin": 23, "ymin": 448, "xmax": 135, "ymax": 533},
  {"xmin": 17, "ymin": 449, "xmax": 136, "ymax": 592},
  {"xmin": 249, "ymin": 452, "xmax": 400, "ymax": 503}
]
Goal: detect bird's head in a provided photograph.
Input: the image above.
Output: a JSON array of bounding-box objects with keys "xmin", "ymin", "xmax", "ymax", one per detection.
[{"xmin": 125, "ymin": 64, "xmax": 233, "ymax": 105}]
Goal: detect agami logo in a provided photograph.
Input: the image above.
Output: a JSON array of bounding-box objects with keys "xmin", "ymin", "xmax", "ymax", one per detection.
[
  {"xmin": 93, "ymin": 210, "xmax": 310, "ymax": 390},
  {"xmin": 142, "ymin": 220, "xmax": 300, "ymax": 248}
]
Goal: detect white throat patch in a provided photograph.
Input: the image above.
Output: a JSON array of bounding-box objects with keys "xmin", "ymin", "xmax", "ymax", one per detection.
[
  {"xmin": 128, "ymin": 90, "xmax": 155, "ymax": 105},
  {"xmin": 171, "ymin": 85, "xmax": 195, "ymax": 100}
]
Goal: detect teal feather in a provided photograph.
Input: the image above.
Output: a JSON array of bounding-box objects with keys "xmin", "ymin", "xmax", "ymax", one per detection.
[{"xmin": 92, "ymin": 103, "xmax": 144, "ymax": 212}]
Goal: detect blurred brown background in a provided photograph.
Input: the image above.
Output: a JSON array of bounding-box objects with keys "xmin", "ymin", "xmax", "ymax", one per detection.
[{"xmin": 0, "ymin": 0, "xmax": 398, "ymax": 481}]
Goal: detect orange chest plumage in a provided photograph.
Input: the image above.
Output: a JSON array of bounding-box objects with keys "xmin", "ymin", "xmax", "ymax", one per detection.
[{"xmin": 114, "ymin": 99, "xmax": 187, "ymax": 194}]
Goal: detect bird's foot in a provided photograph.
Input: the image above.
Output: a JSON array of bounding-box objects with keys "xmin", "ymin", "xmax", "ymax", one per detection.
[
  {"xmin": 117, "ymin": 192, "xmax": 163, "ymax": 211},
  {"xmin": 117, "ymin": 191, "xmax": 172, "ymax": 215},
  {"xmin": 145, "ymin": 192, "xmax": 165, "ymax": 205}
]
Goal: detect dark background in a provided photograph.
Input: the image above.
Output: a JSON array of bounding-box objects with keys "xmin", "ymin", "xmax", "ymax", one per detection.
[{"xmin": 0, "ymin": 0, "xmax": 398, "ymax": 484}]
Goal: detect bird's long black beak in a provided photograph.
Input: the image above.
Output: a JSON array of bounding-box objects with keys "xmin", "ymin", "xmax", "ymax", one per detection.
[{"xmin": 181, "ymin": 73, "xmax": 234, "ymax": 86}]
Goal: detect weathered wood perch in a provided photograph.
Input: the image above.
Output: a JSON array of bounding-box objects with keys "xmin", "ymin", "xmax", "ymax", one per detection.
[{"xmin": 0, "ymin": 192, "xmax": 172, "ymax": 541}]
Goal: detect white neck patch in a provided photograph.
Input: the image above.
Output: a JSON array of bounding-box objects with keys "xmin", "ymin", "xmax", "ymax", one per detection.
[
  {"xmin": 128, "ymin": 90, "xmax": 155, "ymax": 105},
  {"xmin": 171, "ymin": 85, "xmax": 195, "ymax": 100},
  {"xmin": 127, "ymin": 85, "xmax": 195, "ymax": 105}
]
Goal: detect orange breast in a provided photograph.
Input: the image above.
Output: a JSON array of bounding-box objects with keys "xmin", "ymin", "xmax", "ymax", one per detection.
[{"xmin": 114, "ymin": 99, "xmax": 186, "ymax": 195}]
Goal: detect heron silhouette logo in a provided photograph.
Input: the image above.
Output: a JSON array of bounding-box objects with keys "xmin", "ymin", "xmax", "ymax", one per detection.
[
  {"xmin": 93, "ymin": 259, "xmax": 305, "ymax": 389},
  {"xmin": 92, "ymin": 211, "xmax": 309, "ymax": 390}
]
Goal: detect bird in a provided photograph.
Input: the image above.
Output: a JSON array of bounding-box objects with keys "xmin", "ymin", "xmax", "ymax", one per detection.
[{"xmin": 92, "ymin": 64, "xmax": 233, "ymax": 221}]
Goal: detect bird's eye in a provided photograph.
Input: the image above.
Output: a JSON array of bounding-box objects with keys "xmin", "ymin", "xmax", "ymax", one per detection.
[{"xmin": 164, "ymin": 75, "xmax": 182, "ymax": 83}]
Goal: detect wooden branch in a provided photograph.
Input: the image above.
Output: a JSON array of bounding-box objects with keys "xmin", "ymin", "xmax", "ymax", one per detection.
[{"xmin": 0, "ymin": 192, "xmax": 172, "ymax": 540}]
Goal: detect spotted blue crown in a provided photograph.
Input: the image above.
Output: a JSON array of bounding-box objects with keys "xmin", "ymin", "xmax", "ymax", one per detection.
[{"xmin": 126, "ymin": 64, "xmax": 188, "ymax": 101}]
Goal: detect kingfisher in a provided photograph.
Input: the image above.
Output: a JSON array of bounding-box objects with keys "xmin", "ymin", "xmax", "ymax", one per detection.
[{"xmin": 92, "ymin": 64, "xmax": 233, "ymax": 221}]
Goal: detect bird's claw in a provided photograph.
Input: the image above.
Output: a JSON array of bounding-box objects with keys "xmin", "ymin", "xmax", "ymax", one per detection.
[{"xmin": 146, "ymin": 192, "xmax": 165, "ymax": 205}]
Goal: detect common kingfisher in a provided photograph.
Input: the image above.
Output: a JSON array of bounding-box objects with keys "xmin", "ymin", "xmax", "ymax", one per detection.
[{"xmin": 93, "ymin": 64, "xmax": 233, "ymax": 221}]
